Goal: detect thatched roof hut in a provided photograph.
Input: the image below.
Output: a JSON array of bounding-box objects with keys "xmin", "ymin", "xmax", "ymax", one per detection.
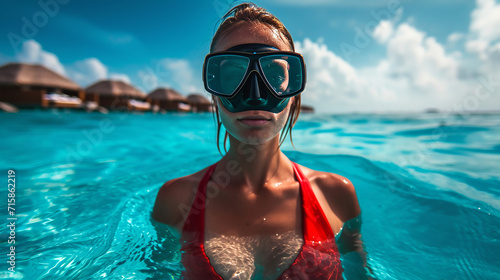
[
  {"xmin": 147, "ymin": 88, "xmax": 190, "ymax": 112},
  {"xmin": 85, "ymin": 80, "xmax": 145, "ymax": 98},
  {"xmin": 187, "ymin": 93, "xmax": 213, "ymax": 112},
  {"xmin": 85, "ymin": 80, "xmax": 146, "ymax": 111},
  {"xmin": 0, "ymin": 63, "xmax": 79, "ymax": 90},
  {"xmin": 0, "ymin": 63, "xmax": 82, "ymax": 108},
  {"xmin": 148, "ymin": 88, "xmax": 186, "ymax": 101},
  {"xmin": 300, "ymin": 105, "xmax": 315, "ymax": 113}
]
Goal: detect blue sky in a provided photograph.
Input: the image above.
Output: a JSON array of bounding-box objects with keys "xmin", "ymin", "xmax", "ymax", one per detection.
[{"xmin": 1, "ymin": 0, "xmax": 498, "ymax": 113}]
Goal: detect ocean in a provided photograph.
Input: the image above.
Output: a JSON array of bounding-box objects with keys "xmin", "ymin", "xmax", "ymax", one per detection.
[{"xmin": 0, "ymin": 110, "xmax": 499, "ymax": 279}]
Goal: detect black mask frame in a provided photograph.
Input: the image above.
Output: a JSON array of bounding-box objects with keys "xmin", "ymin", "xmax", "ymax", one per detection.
[{"xmin": 203, "ymin": 44, "xmax": 306, "ymax": 113}]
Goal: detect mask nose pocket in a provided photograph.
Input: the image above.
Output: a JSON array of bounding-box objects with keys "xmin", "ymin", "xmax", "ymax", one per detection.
[{"xmin": 244, "ymin": 73, "xmax": 267, "ymax": 106}]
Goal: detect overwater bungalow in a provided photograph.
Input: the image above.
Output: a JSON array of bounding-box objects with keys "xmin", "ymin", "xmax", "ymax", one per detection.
[
  {"xmin": 147, "ymin": 88, "xmax": 190, "ymax": 112},
  {"xmin": 85, "ymin": 80, "xmax": 149, "ymax": 111},
  {"xmin": 187, "ymin": 94, "xmax": 213, "ymax": 112},
  {"xmin": 0, "ymin": 63, "xmax": 84, "ymax": 109},
  {"xmin": 300, "ymin": 105, "xmax": 315, "ymax": 113}
]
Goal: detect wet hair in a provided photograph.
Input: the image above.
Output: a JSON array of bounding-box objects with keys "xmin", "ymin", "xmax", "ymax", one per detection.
[
  {"xmin": 210, "ymin": 2, "xmax": 301, "ymax": 155},
  {"xmin": 210, "ymin": 3, "xmax": 295, "ymax": 52}
]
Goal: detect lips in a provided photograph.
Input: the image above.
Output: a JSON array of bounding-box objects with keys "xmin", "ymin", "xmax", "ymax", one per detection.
[
  {"xmin": 238, "ymin": 116, "xmax": 271, "ymax": 126},
  {"xmin": 239, "ymin": 116, "xmax": 271, "ymax": 120}
]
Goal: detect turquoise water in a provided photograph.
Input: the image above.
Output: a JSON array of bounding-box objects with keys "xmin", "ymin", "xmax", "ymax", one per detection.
[{"xmin": 1, "ymin": 110, "xmax": 499, "ymax": 279}]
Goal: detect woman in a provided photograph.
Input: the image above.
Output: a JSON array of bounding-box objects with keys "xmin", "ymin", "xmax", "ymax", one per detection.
[{"xmin": 153, "ymin": 3, "xmax": 367, "ymax": 279}]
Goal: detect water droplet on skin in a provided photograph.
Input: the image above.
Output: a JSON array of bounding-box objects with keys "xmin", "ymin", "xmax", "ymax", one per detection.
[{"xmin": 271, "ymin": 28, "xmax": 280, "ymax": 40}]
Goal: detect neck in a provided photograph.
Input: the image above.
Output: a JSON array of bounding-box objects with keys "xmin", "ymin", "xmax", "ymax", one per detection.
[{"xmin": 220, "ymin": 134, "xmax": 293, "ymax": 193}]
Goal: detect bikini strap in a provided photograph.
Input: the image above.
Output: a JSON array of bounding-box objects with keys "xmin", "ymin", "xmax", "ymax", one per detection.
[
  {"xmin": 182, "ymin": 162, "xmax": 218, "ymax": 242},
  {"xmin": 291, "ymin": 162, "xmax": 336, "ymax": 243}
]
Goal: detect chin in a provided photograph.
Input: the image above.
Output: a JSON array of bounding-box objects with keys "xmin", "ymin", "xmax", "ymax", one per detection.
[{"xmin": 236, "ymin": 129, "xmax": 280, "ymax": 145}]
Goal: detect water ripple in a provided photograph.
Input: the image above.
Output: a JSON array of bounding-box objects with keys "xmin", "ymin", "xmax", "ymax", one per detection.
[{"xmin": 2, "ymin": 111, "xmax": 499, "ymax": 279}]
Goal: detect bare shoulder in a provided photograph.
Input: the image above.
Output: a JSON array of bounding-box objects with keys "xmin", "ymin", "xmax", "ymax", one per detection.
[
  {"xmin": 297, "ymin": 164, "xmax": 361, "ymax": 222},
  {"xmin": 152, "ymin": 166, "xmax": 211, "ymax": 230}
]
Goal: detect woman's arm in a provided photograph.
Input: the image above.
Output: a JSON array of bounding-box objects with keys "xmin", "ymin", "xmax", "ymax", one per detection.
[
  {"xmin": 152, "ymin": 179, "xmax": 182, "ymax": 237},
  {"xmin": 151, "ymin": 176, "xmax": 199, "ymax": 237},
  {"xmin": 336, "ymin": 213, "xmax": 377, "ymax": 279},
  {"xmin": 336, "ymin": 213, "xmax": 363, "ymax": 254},
  {"xmin": 147, "ymin": 213, "xmax": 184, "ymax": 278},
  {"xmin": 318, "ymin": 173, "xmax": 376, "ymax": 279}
]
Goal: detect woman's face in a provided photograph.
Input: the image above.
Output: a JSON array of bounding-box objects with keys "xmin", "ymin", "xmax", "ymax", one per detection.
[{"xmin": 213, "ymin": 22, "xmax": 295, "ymax": 145}]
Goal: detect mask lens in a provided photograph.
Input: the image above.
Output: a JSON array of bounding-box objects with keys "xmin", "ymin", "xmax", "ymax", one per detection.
[
  {"xmin": 206, "ymin": 55, "xmax": 249, "ymax": 96},
  {"xmin": 259, "ymin": 55, "xmax": 303, "ymax": 97}
]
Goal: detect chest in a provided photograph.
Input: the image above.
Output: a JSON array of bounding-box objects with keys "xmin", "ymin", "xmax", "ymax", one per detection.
[
  {"xmin": 204, "ymin": 184, "xmax": 302, "ymax": 236},
  {"xmin": 202, "ymin": 182, "xmax": 344, "ymax": 237},
  {"xmin": 204, "ymin": 231, "xmax": 304, "ymax": 280}
]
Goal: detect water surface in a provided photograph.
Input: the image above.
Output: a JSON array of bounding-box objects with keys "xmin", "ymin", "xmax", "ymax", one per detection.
[{"xmin": 0, "ymin": 110, "xmax": 499, "ymax": 279}]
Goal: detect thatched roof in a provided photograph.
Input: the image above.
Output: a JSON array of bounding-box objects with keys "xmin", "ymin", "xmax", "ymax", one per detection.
[
  {"xmin": 148, "ymin": 88, "xmax": 187, "ymax": 102},
  {"xmin": 187, "ymin": 94, "xmax": 211, "ymax": 104},
  {"xmin": 0, "ymin": 63, "xmax": 79, "ymax": 90},
  {"xmin": 85, "ymin": 80, "xmax": 145, "ymax": 98},
  {"xmin": 300, "ymin": 105, "xmax": 315, "ymax": 113}
]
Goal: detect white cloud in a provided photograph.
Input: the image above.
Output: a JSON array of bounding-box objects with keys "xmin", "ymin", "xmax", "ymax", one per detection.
[
  {"xmin": 296, "ymin": 39, "xmax": 382, "ymax": 112},
  {"xmin": 478, "ymin": 42, "xmax": 500, "ymax": 75},
  {"xmin": 469, "ymin": 0, "xmax": 500, "ymax": 45},
  {"xmin": 447, "ymin": 32, "xmax": 464, "ymax": 44},
  {"xmin": 295, "ymin": 20, "xmax": 478, "ymax": 113},
  {"xmin": 16, "ymin": 40, "xmax": 66, "ymax": 76},
  {"xmin": 465, "ymin": 0, "xmax": 500, "ymax": 77},
  {"xmin": 466, "ymin": 40, "xmax": 489, "ymax": 58},
  {"xmin": 384, "ymin": 24, "xmax": 459, "ymax": 94},
  {"xmin": 68, "ymin": 58, "xmax": 107, "ymax": 86},
  {"xmin": 160, "ymin": 59, "xmax": 198, "ymax": 93},
  {"xmin": 373, "ymin": 20, "xmax": 394, "ymax": 44},
  {"xmin": 137, "ymin": 58, "xmax": 203, "ymax": 95},
  {"xmin": 8, "ymin": 40, "xmax": 131, "ymax": 88},
  {"xmin": 295, "ymin": 39, "xmax": 369, "ymax": 112},
  {"xmin": 294, "ymin": 0, "xmax": 500, "ymax": 113},
  {"xmin": 66, "ymin": 58, "xmax": 131, "ymax": 87}
]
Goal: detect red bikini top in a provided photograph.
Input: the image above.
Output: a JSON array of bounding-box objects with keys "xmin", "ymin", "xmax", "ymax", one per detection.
[{"xmin": 180, "ymin": 161, "xmax": 343, "ymax": 279}]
